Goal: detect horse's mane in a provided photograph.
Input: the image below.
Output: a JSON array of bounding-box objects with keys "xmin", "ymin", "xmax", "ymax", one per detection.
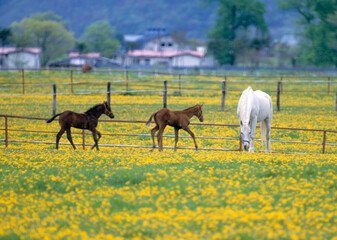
[
  {"xmin": 84, "ymin": 104, "xmax": 103, "ymax": 115},
  {"xmin": 183, "ymin": 105, "xmax": 199, "ymax": 111},
  {"xmin": 239, "ymin": 87, "xmax": 253, "ymax": 123}
]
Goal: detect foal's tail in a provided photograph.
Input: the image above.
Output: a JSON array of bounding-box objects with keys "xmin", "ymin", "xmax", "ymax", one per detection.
[
  {"xmin": 46, "ymin": 113, "xmax": 62, "ymax": 123},
  {"xmin": 146, "ymin": 113, "xmax": 156, "ymax": 128}
]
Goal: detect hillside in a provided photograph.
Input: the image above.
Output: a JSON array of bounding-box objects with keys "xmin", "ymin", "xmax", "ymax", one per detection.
[{"xmin": 0, "ymin": 0, "xmax": 299, "ymax": 40}]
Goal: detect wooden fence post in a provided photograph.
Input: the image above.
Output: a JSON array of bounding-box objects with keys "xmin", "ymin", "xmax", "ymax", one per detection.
[
  {"xmin": 335, "ymin": 91, "xmax": 337, "ymax": 111},
  {"xmin": 163, "ymin": 80, "xmax": 167, "ymax": 108},
  {"xmin": 221, "ymin": 80, "xmax": 226, "ymax": 111},
  {"xmin": 107, "ymin": 82, "xmax": 111, "ymax": 106},
  {"xmin": 82, "ymin": 129, "xmax": 85, "ymax": 150},
  {"xmin": 70, "ymin": 70, "xmax": 74, "ymax": 94},
  {"xmin": 22, "ymin": 69, "xmax": 25, "ymax": 94},
  {"xmin": 178, "ymin": 74, "xmax": 182, "ymax": 96},
  {"xmin": 322, "ymin": 131, "xmax": 327, "ymax": 154},
  {"xmin": 52, "ymin": 84, "xmax": 57, "ymax": 116},
  {"xmin": 328, "ymin": 77, "xmax": 330, "ymax": 95},
  {"xmin": 4, "ymin": 116, "xmax": 8, "ymax": 147},
  {"xmin": 125, "ymin": 70, "xmax": 129, "ymax": 93},
  {"xmin": 277, "ymin": 81, "xmax": 281, "ymax": 111}
]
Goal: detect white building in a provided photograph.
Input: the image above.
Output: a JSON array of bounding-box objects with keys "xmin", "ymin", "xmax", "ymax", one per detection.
[
  {"xmin": 127, "ymin": 50, "xmax": 207, "ymax": 68},
  {"xmin": 0, "ymin": 47, "xmax": 41, "ymax": 68},
  {"xmin": 48, "ymin": 52, "xmax": 120, "ymax": 68},
  {"xmin": 118, "ymin": 28, "xmax": 217, "ymax": 68}
]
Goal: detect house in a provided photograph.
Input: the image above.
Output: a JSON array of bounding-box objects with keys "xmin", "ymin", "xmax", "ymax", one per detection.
[
  {"xmin": 0, "ymin": 47, "xmax": 41, "ymax": 68},
  {"xmin": 127, "ymin": 49, "xmax": 207, "ymax": 68},
  {"xmin": 48, "ymin": 52, "xmax": 120, "ymax": 68},
  {"xmin": 115, "ymin": 28, "xmax": 217, "ymax": 68},
  {"xmin": 123, "ymin": 28, "xmax": 183, "ymax": 52}
]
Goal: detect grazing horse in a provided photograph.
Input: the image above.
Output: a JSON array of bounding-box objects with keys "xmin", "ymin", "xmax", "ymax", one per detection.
[
  {"xmin": 82, "ymin": 64, "xmax": 92, "ymax": 73},
  {"xmin": 237, "ymin": 87, "xmax": 272, "ymax": 152},
  {"xmin": 46, "ymin": 102, "xmax": 114, "ymax": 150},
  {"xmin": 146, "ymin": 104, "xmax": 204, "ymax": 152}
]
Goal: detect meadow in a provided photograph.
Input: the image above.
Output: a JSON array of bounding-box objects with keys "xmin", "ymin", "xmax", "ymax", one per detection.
[{"xmin": 0, "ymin": 70, "xmax": 337, "ymax": 239}]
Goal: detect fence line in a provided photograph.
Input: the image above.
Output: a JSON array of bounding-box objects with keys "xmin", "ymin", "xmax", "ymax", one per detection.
[
  {"xmin": 1, "ymin": 67, "xmax": 337, "ymax": 77},
  {"xmin": 1, "ymin": 68, "xmax": 337, "ymax": 87},
  {"xmin": 0, "ymin": 114, "xmax": 336, "ymax": 154},
  {"xmin": 2, "ymin": 79, "xmax": 337, "ymax": 115},
  {"xmin": 1, "ymin": 73, "xmax": 337, "ymax": 104}
]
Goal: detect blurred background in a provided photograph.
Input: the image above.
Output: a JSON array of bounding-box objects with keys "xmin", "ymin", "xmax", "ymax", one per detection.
[{"xmin": 0, "ymin": 0, "xmax": 336, "ymax": 73}]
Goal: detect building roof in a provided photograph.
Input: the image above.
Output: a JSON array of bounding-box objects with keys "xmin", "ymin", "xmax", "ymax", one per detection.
[
  {"xmin": 0, "ymin": 47, "xmax": 41, "ymax": 55},
  {"xmin": 124, "ymin": 35, "xmax": 143, "ymax": 42},
  {"xmin": 128, "ymin": 50, "xmax": 205, "ymax": 58},
  {"xmin": 123, "ymin": 27, "xmax": 170, "ymax": 50},
  {"xmin": 68, "ymin": 52, "xmax": 101, "ymax": 58}
]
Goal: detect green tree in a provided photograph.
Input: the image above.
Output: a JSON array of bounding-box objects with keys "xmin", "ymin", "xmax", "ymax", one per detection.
[
  {"xmin": 30, "ymin": 11, "xmax": 68, "ymax": 27},
  {"xmin": 0, "ymin": 27, "xmax": 12, "ymax": 48},
  {"xmin": 327, "ymin": 11, "xmax": 337, "ymax": 54},
  {"xmin": 279, "ymin": 0, "xmax": 337, "ymax": 67},
  {"xmin": 11, "ymin": 12, "xmax": 75, "ymax": 66},
  {"xmin": 81, "ymin": 21, "xmax": 121, "ymax": 58},
  {"xmin": 75, "ymin": 41, "xmax": 88, "ymax": 54},
  {"xmin": 206, "ymin": 0, "xmax": 269, "ymax": 66}
]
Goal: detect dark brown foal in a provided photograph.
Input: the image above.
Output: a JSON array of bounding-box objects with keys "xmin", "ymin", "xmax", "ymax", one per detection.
[
  {"xmin": 46, "ymin": 101, "xmax": 114, "ymax": 150},
  {"xmin": 146, "ymin": 104, "xmax": 203, "ymax": 152}
]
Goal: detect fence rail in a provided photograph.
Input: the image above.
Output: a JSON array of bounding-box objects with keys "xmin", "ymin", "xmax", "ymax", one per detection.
[
  {"xmin": 0, "ymin": 114, "xmax": 336, "ymax": 154},
  {"xmin": 1, "ymin": 68, "xmax": 337, "ymax": 95}
]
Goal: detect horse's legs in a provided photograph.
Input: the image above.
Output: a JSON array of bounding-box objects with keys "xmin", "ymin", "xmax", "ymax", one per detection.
[
  {"xmin": 150, "ymin": 125, "xmax": 159, "ymax": 151},
  {"xmin": 90, "ymin": 128, "xmax": 99, "ymax": 151},
  {"xmin": 266, "ymin": 119, "xmax": 272, "ymax": 153},
  {"xmin": 157, "ymin": 125, "xmax": 166, "ymax": 152},
  {"xmin": 174, "ymin": 127, "xmax": 179, "ymax": 151},
  {"xmin": 97, "ymin": 130, "xmax": 102, "ymax": 141},
  {"xmin": 184, "ymin": 126, "xmax": 198, "ymax": 150},
  {"xmin": 249, "ymin": 118, "xmax": 257, "ymax": 153},
  {"xmin": 66, "ymin": 128, "xmax": 76, "ymax": 149},
  {"xmin": 56, "ymin": 127, "xmax": 66, "ymax": 150},
  {"xmin": 90, "ymin": 130, "xmax": 101, "ymax": 150}
]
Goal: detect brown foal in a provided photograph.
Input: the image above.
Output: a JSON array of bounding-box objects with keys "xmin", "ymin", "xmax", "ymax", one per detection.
[
  {"xmin": 146, "ymin": 104, "xmax": 203, "ymax": 151},
  {"xmin": 46, "ymin": 101, "xmax": 114, "ymax": 150}
]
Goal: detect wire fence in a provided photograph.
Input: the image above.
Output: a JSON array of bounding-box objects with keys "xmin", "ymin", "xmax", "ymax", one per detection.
[
  {"xmin": 1, "ymin": 68, "xmax": 337, "ymax": 113},
  {"xmin": 0, "ymin": 114, "xmax": 336, "ymax": 154},
  {"xmin": 1, "ymin": 68, "xmax": 337, "ymax": 96}
]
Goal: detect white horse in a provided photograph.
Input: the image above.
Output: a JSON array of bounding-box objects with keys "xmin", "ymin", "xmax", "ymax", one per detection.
[{"xmin": 237, "ymin": 87, "xmax": 273, "ymax": 152}]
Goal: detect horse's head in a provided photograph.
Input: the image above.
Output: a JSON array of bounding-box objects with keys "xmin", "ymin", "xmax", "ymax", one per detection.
[
  {"xmin": 103, "ymin": 101, "xmax": 114, "ymax": 119},
  {"xmin": 240, "ymin": 120, "xmax": 251, "ymax": 151},
  {"xmin": 196, "ymin": 104, "xmax": 204, "ymax": 122}
]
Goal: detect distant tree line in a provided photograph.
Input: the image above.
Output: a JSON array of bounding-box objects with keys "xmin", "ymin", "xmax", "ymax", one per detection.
[
  {"xmin": 205, "ymin": 0, "xmax": 337, "ymax": 68},
  {"xmin": 0, "ymin": 12, "xmax": 120, "ymax": 67},
  {"xmin": 1, "ymin": 0, "xmax": 336, "ymax": 68}
]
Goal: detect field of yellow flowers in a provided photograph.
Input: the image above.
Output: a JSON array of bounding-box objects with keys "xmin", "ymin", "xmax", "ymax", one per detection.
[{"xmin": 0, "ymin": 70, "xmax": 337, "ymax": 239}]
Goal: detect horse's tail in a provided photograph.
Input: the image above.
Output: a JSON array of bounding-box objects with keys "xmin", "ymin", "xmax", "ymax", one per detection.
[
  {"xmin": 46, "ymin": 113, "xmax": 62, "ymax": 123},
  {"xmin": 146, "ymin": 113, "xmax": 156, "ymax": 128}
]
